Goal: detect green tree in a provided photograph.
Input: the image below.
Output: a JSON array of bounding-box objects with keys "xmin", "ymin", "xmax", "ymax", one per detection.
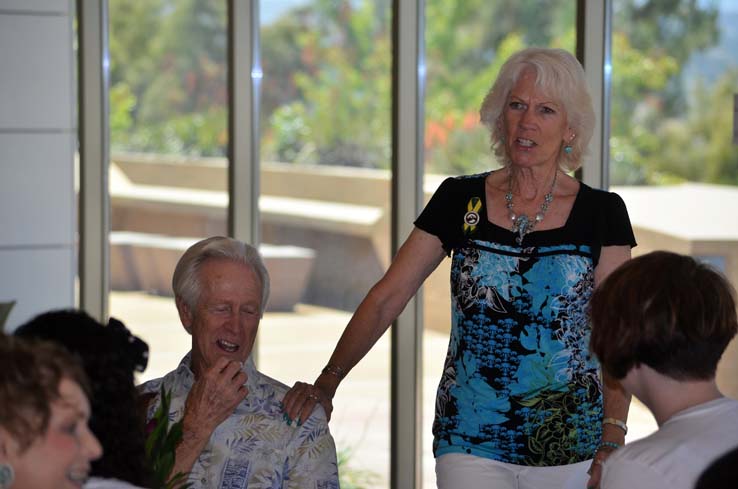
[
  {"xmin": 108, "ymin": 0, "xmax": 735, "ymax": 187},
  {"xmin": 109, "ymin": 0, "xmax": 227, "ymax": 156},
  {"xmin": 609, "ymin": 0, "xmax": 726, "ymax": 185},
  {"xmin": 652, "ymin": 69, "xmax": 738, "ymax": 184},
  {"xmin": 263, "ymin": 0, "xmax": 392, "ymax": 167},
  {"xmin": 423, "ymin": 0, "xmax": 575, "ymax": 174}
]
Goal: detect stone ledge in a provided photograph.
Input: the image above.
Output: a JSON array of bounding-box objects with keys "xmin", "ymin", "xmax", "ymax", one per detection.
[{"xmin": 110, "ymin": 232, "xmax": 315, "ymax": 312}]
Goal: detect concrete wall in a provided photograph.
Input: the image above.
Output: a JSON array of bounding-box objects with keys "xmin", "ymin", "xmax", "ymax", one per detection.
[
  {"xmin": 110, "ymin": 156, "xmax": 453, "ymax": 330},
  {"xmin": 0, "ymin": 0, "xmax": 76, "ymax": 331}
]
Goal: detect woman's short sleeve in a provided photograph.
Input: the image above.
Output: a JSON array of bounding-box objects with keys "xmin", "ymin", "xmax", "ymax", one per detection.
[
  {"xmin": 600, "ymin": 191, "xmax": 637, "ymax": 247},
  {"xmin": 414, "ymin": 177, "xmax": 460, "ymax": 255}
]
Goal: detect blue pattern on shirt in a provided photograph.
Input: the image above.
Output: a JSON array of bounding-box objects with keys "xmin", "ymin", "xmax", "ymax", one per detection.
[{"xmin": 433, "ymin": 240, "xmax": 602, "ymax": 466}]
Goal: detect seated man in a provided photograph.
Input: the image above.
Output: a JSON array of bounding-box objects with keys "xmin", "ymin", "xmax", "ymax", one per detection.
[
  {"xmin": 139, "ymin": 236, "xmax": 338, "ymax": 488},
  {"xmin": 589, "ymin": 251, "xmax": 738, "ymax": 489}
]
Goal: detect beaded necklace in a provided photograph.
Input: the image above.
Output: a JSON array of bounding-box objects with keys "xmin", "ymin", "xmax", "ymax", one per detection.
[{"xmin": 505, "ymin": 170, "xmax": 558, "ymax": 245}]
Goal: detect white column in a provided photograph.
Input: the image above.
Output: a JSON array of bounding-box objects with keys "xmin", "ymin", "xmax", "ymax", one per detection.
[{"xmin": 0, "ymin": 0, "xmax": 77, "ymax": 330}]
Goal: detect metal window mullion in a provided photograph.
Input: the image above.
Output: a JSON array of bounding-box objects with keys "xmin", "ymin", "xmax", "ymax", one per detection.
[
  {"xmin": 228, "ymin": 1, "xmax": 260, "ymax": 363},
  {"xmin": 77, "ymin": 0, "xmax": 109, "ymax": 322},
  {"xmin": 228, "ymin": 0, "xmax": 260, "ymax": 245},
  {"xmin": 577, "ymin": 0, "xmax": 611, "ymax": 190},
  {"xmin": 391, "ymin": 1, "xmax": 425, "ymax": 488}
]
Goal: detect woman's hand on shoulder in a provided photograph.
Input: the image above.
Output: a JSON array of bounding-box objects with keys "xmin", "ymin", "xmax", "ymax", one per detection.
[{"xmin": 282, "ymin": 378, "xmax": 336, "ymax": 425}]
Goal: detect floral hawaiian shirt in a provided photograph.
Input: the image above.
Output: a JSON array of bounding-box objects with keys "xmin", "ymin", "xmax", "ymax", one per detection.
[{"xmin": 139, "ymin": 353, "xmax": 339, "ymax": 489}]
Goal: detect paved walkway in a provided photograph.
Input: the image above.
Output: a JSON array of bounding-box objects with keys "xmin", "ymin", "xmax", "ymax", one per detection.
[{"xmin": 112, "ymin": 291, "xmax": 657, "ymax": 489}]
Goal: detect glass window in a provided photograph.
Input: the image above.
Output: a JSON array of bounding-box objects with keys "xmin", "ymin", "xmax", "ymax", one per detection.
[
  {"xmin": 422, "ymin": 2, "xmax": 575, "ymax": 486},
  {"xmin": 609, "ymin": 0, "xmax": 738, "ymax": 414},
  {"xmin": 107, "ymin": 0, "xmax": 229, "ymax": 383},
  {"xmin": 259, "ymin": 1, "xmax": 392, "ymax": 487}
]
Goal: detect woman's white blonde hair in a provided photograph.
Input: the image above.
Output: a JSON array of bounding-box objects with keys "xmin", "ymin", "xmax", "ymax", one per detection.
[{"xmin": 479, "ymin": 47, "xmax": 595, "ymax": 172}]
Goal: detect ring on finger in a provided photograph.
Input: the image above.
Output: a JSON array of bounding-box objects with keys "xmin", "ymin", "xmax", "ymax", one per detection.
[{"xmin": 307, "ymin": 393, "xmax": 321, "ymax": 401}]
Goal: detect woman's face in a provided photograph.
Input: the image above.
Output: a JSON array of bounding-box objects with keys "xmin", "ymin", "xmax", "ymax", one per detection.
[
  {"xmin": 7, "ymin": 377, "xmax": 102, "ymax": 489},
  {"xmin": 501, "ymin": 68, "xmax": 573, "ymax": 171}
]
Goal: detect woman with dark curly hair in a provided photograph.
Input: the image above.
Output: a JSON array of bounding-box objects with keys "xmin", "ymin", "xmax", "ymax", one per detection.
[{"xmin": 15, "ymin": 309, "xmax": 152, "ymax": 489}]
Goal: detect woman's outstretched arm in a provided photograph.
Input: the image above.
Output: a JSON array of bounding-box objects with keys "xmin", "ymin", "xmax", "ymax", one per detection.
[{"xmin": 282, "ymin": 227, "xmax": 446, "ymax": 423}]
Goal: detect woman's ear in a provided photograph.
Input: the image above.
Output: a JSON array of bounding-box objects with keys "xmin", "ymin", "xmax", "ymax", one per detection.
[{"xmin": 0, "ymin": 426, "xmax": 20, "ymax": 461}]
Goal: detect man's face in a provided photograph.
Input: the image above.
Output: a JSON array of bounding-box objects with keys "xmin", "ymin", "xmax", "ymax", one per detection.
[{"xmin": 179, "ymin": 258, "xmax": 262, "ymax": 377}]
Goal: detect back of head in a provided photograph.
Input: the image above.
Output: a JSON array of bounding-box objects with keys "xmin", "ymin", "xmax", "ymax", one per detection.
[
  {"xmin": 479, "ymin": 46, "xmax": 595, "ymax": 172},
  {"xmin": 172, "ymin": 236, "xmax": 271, "ymax": 315},
  {"xmin": 14, "ymin": 309, "xmax": 152, "ymax": 486},
  {"xmin": 590, "ymin": 251, "xmax": 738, "ymax": 380},
  {"xmin": 0, "ymin": 334, "xmax": 89, "ymax": 452}
]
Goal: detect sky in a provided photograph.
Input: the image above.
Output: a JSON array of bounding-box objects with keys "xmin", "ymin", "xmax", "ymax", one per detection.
[{"xmin": 260, "ymin": 0, "xmax": 307, "ymax": 25}]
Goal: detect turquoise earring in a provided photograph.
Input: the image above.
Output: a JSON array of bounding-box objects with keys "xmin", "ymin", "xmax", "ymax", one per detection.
[
  {"xmin": 0, "ymin": 464, "xmax": 14, "ymax": 489},
  {"xmin": 564, "ymin": 145, "xmax": 573, "ymax": 154}
]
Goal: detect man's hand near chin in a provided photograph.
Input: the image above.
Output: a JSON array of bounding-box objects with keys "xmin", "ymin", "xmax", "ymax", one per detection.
[{"xmin": 172, "ymin": 357, "xmax": 249, "ymax": 478}]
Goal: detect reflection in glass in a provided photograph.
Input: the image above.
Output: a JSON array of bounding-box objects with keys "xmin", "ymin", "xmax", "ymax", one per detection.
[
  {"xmin": 259, "ymin": 1, "xmax": 392, "ymax": 487},
  {"xmin": 107, "ymin": 1, "xmax": 229, "ymax": 383},
  {"xmin": 610, "ymin": 0, "xmax": 738, "ymax": 403},
  {"xmin": 422, "ymin": 2, "xmax": 575, "ymax": 487}
]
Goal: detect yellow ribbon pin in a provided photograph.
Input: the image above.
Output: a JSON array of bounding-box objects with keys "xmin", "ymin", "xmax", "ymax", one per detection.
[{"xmin": 463, "ymin": 197, "xmax": 482, "ymax": 235}]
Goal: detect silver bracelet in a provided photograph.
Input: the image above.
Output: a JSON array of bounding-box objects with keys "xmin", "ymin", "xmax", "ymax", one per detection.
[{"xmin": 603, "ymin": 417, "xmax": 628, "ymax": 435}]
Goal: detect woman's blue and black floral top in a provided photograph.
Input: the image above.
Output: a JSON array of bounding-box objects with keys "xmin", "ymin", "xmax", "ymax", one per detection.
[{"xmin": 415, "ymin": 172, "xmax": 635, "ymax": 467}]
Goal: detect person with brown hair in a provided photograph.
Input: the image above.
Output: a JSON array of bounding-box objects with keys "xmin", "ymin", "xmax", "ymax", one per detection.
[
  {"xmin": 0, "ymin": 334, "xmax": 103, "ymax": 489},
  {"xmin": 14, "ymin": 309, "xmax": 152, "ymax": 489},
  {"xmin": 590, "ymin": 251, "xmax": 738, "ymax": 489}
]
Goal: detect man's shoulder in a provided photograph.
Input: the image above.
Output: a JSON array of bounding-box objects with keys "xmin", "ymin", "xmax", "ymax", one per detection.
[
  {"xmin": 137, "ymin": 375, "xmax": 165, "ymax": 394},
  {"xmin": 137, "ymin": 368, "xmax": 182, "ymax": 395},
  {"xmin": 253, "ymin": 368, "xmax": 289, "ymax": 390},
  {"xmin": 250, "ymin": 369, "xmax": 330, "ymax": 425}
]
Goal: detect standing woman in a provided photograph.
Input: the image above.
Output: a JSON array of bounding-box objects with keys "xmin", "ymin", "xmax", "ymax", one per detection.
[{"xmin": 283, "ymin": 47, "xmax": 635, "ymax": 488}]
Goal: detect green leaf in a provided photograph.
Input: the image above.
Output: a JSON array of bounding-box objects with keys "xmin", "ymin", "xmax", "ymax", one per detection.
[{"xmin": 144, "ymin": 385, "xmax": 192, "ymax": 489}]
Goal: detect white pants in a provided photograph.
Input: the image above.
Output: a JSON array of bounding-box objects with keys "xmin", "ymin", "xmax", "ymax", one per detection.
[{"xmin": 435, "ymin": 453, "xmax": 592, "ymax": 489}]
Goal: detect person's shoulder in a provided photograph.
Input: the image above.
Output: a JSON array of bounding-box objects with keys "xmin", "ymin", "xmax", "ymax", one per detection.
[
  {"xmin": 576, "ymin": 183, "xmax": 630, "ymax": 216},
  {"xmin": 248, "ymin": 370, "xmax": 315, "ymax": 411},
  {"xmin": 602, "ymin": 447, "xmax": 674, "ymax": 489},
  {"xmin": 436, "ymin": 171, "xmax": 489, "ymax": 191},
  {"xmin": 252, "ymin": 368, "xmax": 290, "ymax": 396},
  {"xmin": 453, "ymin": 170, "xmax": 491, "ymax": 181},
  {"xmin": 450, "ymin": 171, "xmax": 491, "ymax": 188},
  {"xmin": 605, "ymin": 428, "xmax": 711, "ymax": 487},
  {"xmin": 255, "ymin": 370, "xmax": 330, "ymax": 423},
  {"xmin": 608, "ymin": 432, "xmax": 670, "ymax": 465},
  {"xmin": 578, "ymin": 182, "xmax": 626, "ymax": 201},
  {"xmin": 137, "ymin": 375, "xmax": 165, "ymax": 395}
]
